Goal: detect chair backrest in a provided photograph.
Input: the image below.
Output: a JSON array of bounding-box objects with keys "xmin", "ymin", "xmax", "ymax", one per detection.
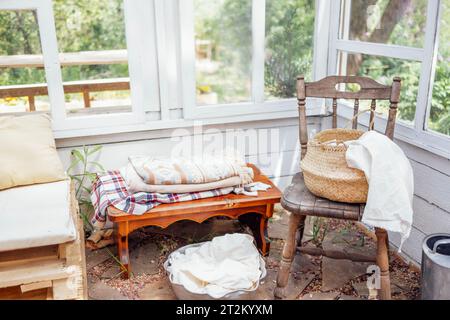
[{"xmin": 297, "ymin": 75, "xmax": 401, "ymax": 159}]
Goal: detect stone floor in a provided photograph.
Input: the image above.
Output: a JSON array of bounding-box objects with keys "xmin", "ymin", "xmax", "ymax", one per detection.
[{"xmin": 86, "ymin": 205, "xmax": 421, "ymax": 300}]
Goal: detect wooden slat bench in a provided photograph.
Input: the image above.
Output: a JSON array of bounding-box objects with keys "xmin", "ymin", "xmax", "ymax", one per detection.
[
  {"xmin": 107, "ymin": 164, "xmax": 281, "ymax": 278},
  {"xmin": 0, "ymin": 183, "xmax": 88, "ymax": 300}
]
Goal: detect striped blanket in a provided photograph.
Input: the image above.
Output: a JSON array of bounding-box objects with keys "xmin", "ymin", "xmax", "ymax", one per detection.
[{"xmin": 90, "ymin": 171, "xmax": 234, "ymax": 229}]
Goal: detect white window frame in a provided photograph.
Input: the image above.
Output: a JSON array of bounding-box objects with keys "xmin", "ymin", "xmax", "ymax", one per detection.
[
  {"xmin": 179, "ymin": 0, "xmax": 328, "ymax": 119},
  {"xmin": 0, "ymin": 0, "xmax": 152, "ymax": 133},
  {"xmin": 328, "ymin": 0, "xmax": 450, "ymax": 159}
]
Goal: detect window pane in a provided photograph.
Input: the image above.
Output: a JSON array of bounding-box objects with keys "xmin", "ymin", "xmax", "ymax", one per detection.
[
  {"xmin": 0, "ymin": 10, "xmax": 50, "ymax": 113},
  {"xmin": 194, "ymin": 0, "xmax": 252, "ymax": 105},
  {"xmin": 265, "ymin": 0, "xmax": 315, "ymax": 99},
  {"xmin": 53, "ymin": 0, "xmax": 131, "ymax": 116},
  {"xmin": 338, "ymin": 51, "xmax": 421, "ymax": 124},
  {"xmin": 339, "ymin": 0, "xmax": 427, "ymax": 48},
  {"xmin": 428, "ymin": 2, "xmax": 450, "ymax": 136}
]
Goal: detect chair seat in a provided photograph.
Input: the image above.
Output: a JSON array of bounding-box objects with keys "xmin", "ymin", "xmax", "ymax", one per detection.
[{"xmin": 281, "ymin": 172, "xmax": 365, "ymax": 221}]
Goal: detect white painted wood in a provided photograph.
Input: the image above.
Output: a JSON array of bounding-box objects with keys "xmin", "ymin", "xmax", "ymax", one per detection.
[
  {"xmin": 0, "ymin": 50, "xmax": 127, "ymax": 68},
  {"xmin": 332, "ymin": 0, "xmax": 450, "ymax": 159},
  {"xmin": 164, "ymin": 0, "xmax": 182, "ymax": 111},
  {"xmin": 0, "ymin": 0, "xmax": 41, "ymax": 10},
  {"xmin": 389, "ymin": 226, "xmax": 426, "ymax": 264},
  {"xmin": 423, "ymin": 0, "xmax": 445, "ymax": 131},
  {"xmin": 334, "ymin": 40, "xmax": 424, "ymax": 62},
  {"xmin": 35, "ymin": 0, "xmax": 67, "ymax": 128},
  {"xmin": 414, "ymin": 0, "xmax": 440, "ymax": 132},
  {"xmin": 154, "ymin": 0, "xmax": 170, "ymax": 120},
  {"xmin": 327, "ymin": 0, "xmax": 342, "ymax": 76},
  {"xmin": 123, "ymin": 0, "xmax": 159, "ymax": 113},
  {"xmin": 178, "ymin": 0, "xmax": 197, "ymax": 119},
  {"xmin": 395, "ymin": 139, "xmax": 450, "ymax": 176},
  {"xmin": 412, "ymin": 196, "xmax": 450, "ymax": 236},
  {"xmin": 51, "ymin": 0, "xmax": 149, "ymax": 130},
  {"xmin": 271, "ymin": 175, "xmax": 294, "ymax": 191},
  {"xmin": 53, "ymin": 108, "xmax": 319, "ymax": 139},
  {"xmin": 252, "ymin": 0, "xmax": 266, "ymax": 104},
  {"xmin": 55, "ymin": 117, "xmax": 305, "ymax": 148},
  {"xmin": 246, "ymin": 149, "xmax": 300, "ymax": 178},
  {"xmin": 313, "ymin": 0, "xmax": 332, "ymax": 80},
  {"xmin": 411, "ymin": 160, "xmax": 450, "ymax": 212}
]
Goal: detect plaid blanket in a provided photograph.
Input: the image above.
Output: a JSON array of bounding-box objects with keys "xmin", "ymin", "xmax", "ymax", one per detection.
[{"xmin": 90, "ymin": 171, "xmax": 234, "ymax": 229}]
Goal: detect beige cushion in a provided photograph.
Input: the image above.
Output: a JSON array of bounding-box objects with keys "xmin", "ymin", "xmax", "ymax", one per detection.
[
  {"xmin": 0, "ymin": 179, "xmax": 76, "ymax": 251},
  {"xmin": 0, "ymin": 114, "xmax": 66, "ymax": 190}
]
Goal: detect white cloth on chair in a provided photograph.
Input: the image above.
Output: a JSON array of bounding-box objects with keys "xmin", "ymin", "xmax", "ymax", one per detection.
[{"xmin": 345, "ymin": 131, "xmax": 414, "ymax": 250}]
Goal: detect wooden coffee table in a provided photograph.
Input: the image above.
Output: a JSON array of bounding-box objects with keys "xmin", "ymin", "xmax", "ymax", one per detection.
[{"xmin": 107, "ymin": 164, "xmax": 281, "ymax": 278}]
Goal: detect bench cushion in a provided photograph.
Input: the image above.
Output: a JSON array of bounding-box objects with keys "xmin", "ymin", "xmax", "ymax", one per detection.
[
  {"xmin": 0, "ymin": 114, "xmax": 66, "ymax": 191},
  {"xmin": 0, "ymin": 179, "xmax": 77, "ymax": 252}
]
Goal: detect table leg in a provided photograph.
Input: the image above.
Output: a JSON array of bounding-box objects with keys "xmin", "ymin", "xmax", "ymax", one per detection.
[
  {"xmin": 115, "ymin": 222, "xmax": 130, "ymax": 278},
  {"xmin": 239, "ymin": 212, "xmax": 271, "ymax": 256}
]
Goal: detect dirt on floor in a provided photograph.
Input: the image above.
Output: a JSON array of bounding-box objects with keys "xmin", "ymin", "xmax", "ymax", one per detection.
[{"xmin": 85, "ymin": 206, "xmax": 421, "ymax": 300}]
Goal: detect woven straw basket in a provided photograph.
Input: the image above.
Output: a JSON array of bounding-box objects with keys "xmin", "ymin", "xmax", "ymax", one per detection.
[{"xmin": 300, "ymin": 128, "xmax": 368, "ymax": 203}]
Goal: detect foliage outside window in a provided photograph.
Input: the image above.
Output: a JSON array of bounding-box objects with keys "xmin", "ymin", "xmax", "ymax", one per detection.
[
  {"xmin": 53, "ymin": 0, "xmax": 130, "ymax": 113},
  {"xmin": 339, "ymin": 52, "xmax": 421, "ymax": 123},
  {"xmin": 194, "ymin": 0, "xmax": 252, "ymax": 105},
  {"xmin": 0, "ymin": 0, "xmax": 130, "ymax": 114},
  {"xmin": 0, "ymin": 10, "xmax": 49, "ymax": 112},
  {"xmin": 193, "ymin": 0, "xmax": 316, "ymax": 105},
  {"xmin": 338, "ymin": 0, "xmax": 427, "ymax": 124},
  {"xmin": 335, "ymin": 0, "xmax": 449, "ymax": 139},
  {"xmin": 264, "ymin": 0, "xmax": 315, "ymax": 99}
]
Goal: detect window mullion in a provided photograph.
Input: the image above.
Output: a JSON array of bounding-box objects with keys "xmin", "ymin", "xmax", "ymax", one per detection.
[
  {"xmin": 327, "ymin": 0, "xmax": 341, "ymax": 76},
  {"xmin": 414, "ymin": 0, "xmax": 441, "ymax": 132},
  {"xmin": 154, "ymin": 0, "xmax": 170, "ymax": 120},
  {"xmin": 36, "ymin": 0, "xmax": 66, "ymax": 128},
  {"xmin": 178, "ymin": 0, "xmax": 196, "ymax": 119},
  {"xmin": 313, "ymin": 0, "xmax": 332, "ymax": 80},
  {"xmin": 251, "ymin": 0, "xmax": 266, "ymax": 104}
]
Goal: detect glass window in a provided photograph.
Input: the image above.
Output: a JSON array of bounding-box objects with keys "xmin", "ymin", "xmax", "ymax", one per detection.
[
  {"xmin": 194, "ymin": 0, "xmax": 252, "ymax": 106},
  {"xmin": 53, "ymin": 0, "xmax": 131, "ymax": 115},
  {"xmin": 265, "ymin": 0, "xmax": 315, "ymax": 99},
  {"xmin": 0, "ymin": 10, "xmax": 50, "ymax": 113},
  {"xmin": 337, "ymin": 51, "xmax": 421, "ymax": 124},
  {"xmin": 339, "ymin": 0, "xmax": 428, "ymax": 48},
  {"xmin": 428, "ymin": 1, "xmax": 450, "ymax": 136}
]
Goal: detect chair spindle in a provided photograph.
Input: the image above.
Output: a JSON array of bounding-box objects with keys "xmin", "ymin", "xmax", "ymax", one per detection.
[
  {"xmin": 332, "ymin": 98, "xmax": 337, "ymax": 128},
  {"xmin": 369, "ymin": 99, "xmax": 376, "ymax": 130},
  {"xmin": 352, "ymin": 98, "xmax": 359, "ymax": 129}
]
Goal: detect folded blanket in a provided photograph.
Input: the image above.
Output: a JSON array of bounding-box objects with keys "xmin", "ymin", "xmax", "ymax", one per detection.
[
  {"xmin": 129, "ymin": 154, "xmax": 253, "ymax": 185},
  {"xmin": 345, "ymin": 131, "xmax": 414, "ymax": 251},
  {"xmin": 90, "ymin": 171, "xmax": 234, "ymax": 229},
  {"xmin": 120, "ymin": 163, "xmax": 242, "ymax": 194}
]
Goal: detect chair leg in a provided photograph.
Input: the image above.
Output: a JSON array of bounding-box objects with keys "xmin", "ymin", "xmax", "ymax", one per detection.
[
  {"xmin": 274, "ymin": 213, "xmax": 305, "ymax": 299},
  {"xmin": 375, "ymin": 227, "xmax": 391, "ymax": 300}
]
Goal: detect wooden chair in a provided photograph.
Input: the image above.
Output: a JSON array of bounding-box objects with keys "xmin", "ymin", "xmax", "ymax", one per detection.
[{"xmin": 274, "ymin": 75, "xmax": 401, "ymax": 300}]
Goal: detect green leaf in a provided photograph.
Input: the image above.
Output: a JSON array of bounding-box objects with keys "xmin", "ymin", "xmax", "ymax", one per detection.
[
  {"xmin": 70, "ymin": 176, "xmax": 82, "ymax": 183},
  {"xmin": 85, "ymin": 172, "xmax": 98, "ymax": 182},
  {"xmin": 88, "ymin": 161, "xmax": 105, "ymax": 172},
  {"xmin": 87, "ymin": 145, "xmax": 102, "ymax": 156},
  {"xmin": 82, "ymin": 185, "xmax": 92, "ymax": 193},
  {"xmin": 72, "ymin": 149, "xmax": 85, "ymax": 162}
]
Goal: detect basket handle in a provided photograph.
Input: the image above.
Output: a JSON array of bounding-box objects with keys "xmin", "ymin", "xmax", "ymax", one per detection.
[{"xmin": 344, "ymin": 108, "xmax": 383, "ymax": 129}]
